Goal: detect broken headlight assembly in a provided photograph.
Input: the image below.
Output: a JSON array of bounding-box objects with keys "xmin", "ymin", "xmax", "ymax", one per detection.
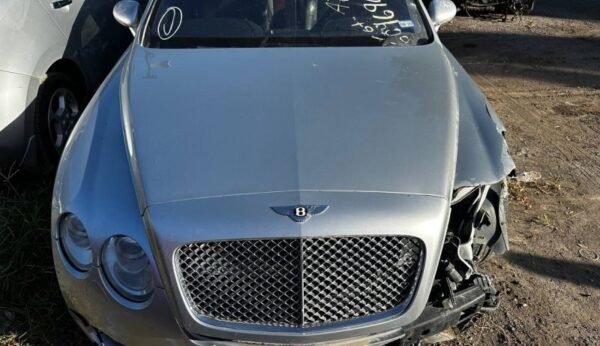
[{"xmin": 429, "ymin": 181, "xmax": 510, "ymax": 312}]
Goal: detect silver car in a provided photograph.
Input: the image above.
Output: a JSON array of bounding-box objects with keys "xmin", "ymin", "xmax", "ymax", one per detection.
[
  {"xmin": 52, "ymin": 0, "xmax": 515, "ymax": 344},
  {"xmin": 0, "ymin": 0, "xmax": 140, "ymax": 168}
]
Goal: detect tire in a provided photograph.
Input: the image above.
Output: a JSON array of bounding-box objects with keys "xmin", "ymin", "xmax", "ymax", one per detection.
[{"xmin": 34, "ymin": 72, "xmax": 84, "ymax": 169}]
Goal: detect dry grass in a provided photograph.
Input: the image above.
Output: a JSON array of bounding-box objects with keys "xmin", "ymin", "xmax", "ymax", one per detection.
[{"xmin": 0, "ymin": 170, "xmax": 86, "ymax": 346}]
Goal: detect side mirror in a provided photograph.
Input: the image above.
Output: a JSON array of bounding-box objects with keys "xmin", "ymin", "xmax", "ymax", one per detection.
[
  {"xmin": 428, "ymin": 0, "xmax": 457, "ymax": 31},
  {"xmin": 113, "ymin": 0, "xmax": 140, "ymax": 34}
]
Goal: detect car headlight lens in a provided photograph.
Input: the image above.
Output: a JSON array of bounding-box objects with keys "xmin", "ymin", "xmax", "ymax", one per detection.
[
  {"xmin": 59, "ymin": 214, "xmax": 93, "ymax": 271},
  {"xmin": 102, "ymin": 236, "xmax": 154, "ymax": 302}
]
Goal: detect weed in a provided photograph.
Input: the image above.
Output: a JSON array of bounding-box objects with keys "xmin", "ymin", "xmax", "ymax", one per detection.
[
  {"xmin": 0, "ymin": 172, "xmax": 86, "ymax": 345},
  {"xmin": 534, "ymin": 212, "xmax": 555, "ymax": 229},
  {"xmin": 548, "ymin": 178, "xmax": 562, "ymax": 191}
]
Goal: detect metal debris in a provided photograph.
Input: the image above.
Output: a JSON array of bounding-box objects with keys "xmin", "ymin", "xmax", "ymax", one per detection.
[{"xmin": 513, "ymin": 171, "xmax": 542, "ymax": 183}]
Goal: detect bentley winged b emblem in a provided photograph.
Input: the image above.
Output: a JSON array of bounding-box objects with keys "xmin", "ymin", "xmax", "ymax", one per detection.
[{"xmin": 271, "ymin": 205, "xmax": 329, "ymax": 223}]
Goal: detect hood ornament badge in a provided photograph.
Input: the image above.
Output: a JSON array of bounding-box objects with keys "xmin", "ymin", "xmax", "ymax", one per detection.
[{"xmin": 271, "ymin": 205, "xmax": 329, "ymax": 223}]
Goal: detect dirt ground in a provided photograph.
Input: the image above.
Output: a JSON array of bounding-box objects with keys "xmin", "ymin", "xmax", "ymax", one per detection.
[
  {"xmin": 1, "ymin": 1, "xmax": 599, "ymax": 345},
  {"xmin": 439, "ymin": 0, "xmax": 600, "ymax": 345}
]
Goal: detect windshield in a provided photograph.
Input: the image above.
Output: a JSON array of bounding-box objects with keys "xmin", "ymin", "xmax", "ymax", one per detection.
[{"xmin": 144, "ymin": 0, "xmax": 431, "ymax": 48}]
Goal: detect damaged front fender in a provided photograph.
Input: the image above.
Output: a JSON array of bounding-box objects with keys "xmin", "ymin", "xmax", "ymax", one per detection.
[
  {"xmin": 448, "ymin": 50, "xmax": 516, "ymax": 189},
  {"xmin": 437, "ymin": 51, "xmax": 515, "ymax": 285}
]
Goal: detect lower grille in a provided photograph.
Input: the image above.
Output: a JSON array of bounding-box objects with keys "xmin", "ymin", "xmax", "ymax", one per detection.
[{"xmin": 176, "ymin": 236, "xmax": 423, "ymax": 327}]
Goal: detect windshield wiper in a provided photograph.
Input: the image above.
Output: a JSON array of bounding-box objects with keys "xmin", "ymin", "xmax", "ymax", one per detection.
[
  {"xmin": 259, "ymin": 35, "xmax": 271, "ymax": 47},
  {"xmin": 258, "ymin": 36, "xmax": 319, "ymax": 47}
]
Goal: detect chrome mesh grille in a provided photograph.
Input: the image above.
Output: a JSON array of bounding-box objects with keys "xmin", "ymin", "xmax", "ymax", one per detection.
[{"xmin": 176, "ymin": 236, "xmax": 423, "ymax": 327}]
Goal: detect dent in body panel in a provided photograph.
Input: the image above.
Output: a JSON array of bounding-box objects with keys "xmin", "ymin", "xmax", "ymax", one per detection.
[{"xmin": 446, "ymin": 49, "xmax": 516, "ymax": 188}]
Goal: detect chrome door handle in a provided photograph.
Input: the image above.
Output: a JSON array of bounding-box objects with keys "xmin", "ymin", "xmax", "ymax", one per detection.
[{"xmin": 52, "ymin": 0, "xmax": 73, "ymax": 9}]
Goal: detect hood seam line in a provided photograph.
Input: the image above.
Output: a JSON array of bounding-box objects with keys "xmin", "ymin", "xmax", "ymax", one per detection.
[{"xmin": 146, "ymin": 190, "xmax": 448, "ymax": 208}]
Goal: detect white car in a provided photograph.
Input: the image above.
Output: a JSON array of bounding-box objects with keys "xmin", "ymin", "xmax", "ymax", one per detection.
[{"xmin": 0, "ymin": 0, "xmax": 142, "ymax": 169}]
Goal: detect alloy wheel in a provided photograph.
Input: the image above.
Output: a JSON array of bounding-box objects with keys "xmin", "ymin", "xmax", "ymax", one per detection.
[{"xmin": 47, "ymin": 88, "xmax": 80, "ymax": 151}]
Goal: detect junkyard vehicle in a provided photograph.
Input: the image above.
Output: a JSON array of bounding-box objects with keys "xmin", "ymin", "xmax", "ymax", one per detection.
[
  {"xmin": 0, "ymin": 0, "xmax": 140, "ymax": 168},
  {"xmin": 52, "ymin": 0, "xmax": 515, "ymax": 344},
  {"xmin": 453, "ymin": 0, "xmax": 535, "ymax": 17}
]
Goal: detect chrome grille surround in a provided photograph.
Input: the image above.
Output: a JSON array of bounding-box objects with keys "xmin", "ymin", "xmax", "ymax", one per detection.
[{"xmin": 175, "ymin": 236, "xmax": 423, "ymax": 328}]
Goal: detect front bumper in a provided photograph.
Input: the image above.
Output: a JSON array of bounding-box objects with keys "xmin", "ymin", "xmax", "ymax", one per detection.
[
  {"xmin": 53, "ymin": 252, "xmax": 189, "ymax": 345},
  {"xmin": 73, "ymin": 281, "xmax": 488, "ymax": 346},
  {"xmin": 53, "ymin": 193, "xmax": 459, "ymax": 345},
  {"xmin": 145, "ymin": 192, "xmax": 450, "ymax": 343},
  {"xmin": 191, "ymin": 285, "xmax": 489, "ymax": 346},
  {"xmin": 55, "ymin": 231, "xmax": 490, "ymax": 346}
]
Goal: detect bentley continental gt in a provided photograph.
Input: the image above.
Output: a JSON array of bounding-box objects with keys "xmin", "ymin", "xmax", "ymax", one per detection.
[{"xmin": 52, "ymin": 0, "xmax": 516, "ymax": 344}]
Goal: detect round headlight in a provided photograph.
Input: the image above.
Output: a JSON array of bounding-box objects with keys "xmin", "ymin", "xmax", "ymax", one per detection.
[
  {"xmin": 102, "ymin": 236, "xmax": 154, "ymax": 302},
  {"xmin": 59, "ymin": 214, "xmax": 93, "ymax": 271}
]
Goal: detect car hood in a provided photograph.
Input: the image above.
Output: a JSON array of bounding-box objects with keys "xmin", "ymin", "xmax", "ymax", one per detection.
[{"xmin": 122, "ymin": 43, "xmax": 459, "ymax": 208}]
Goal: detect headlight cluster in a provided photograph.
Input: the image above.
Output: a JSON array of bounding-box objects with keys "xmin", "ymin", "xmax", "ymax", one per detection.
[
  {"xmin": 58, "ymin": 214, "xmax": 154, "ymax": 302},
  {"xmin": 102, "ymin": 236, "xmax": 154, "ymax": 302},
  {"xmin": 59, "ymin": 214, "xmax": 93, "ymax": 271}
]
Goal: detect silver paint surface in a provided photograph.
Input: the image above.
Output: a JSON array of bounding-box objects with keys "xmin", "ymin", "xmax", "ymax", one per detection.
[
  {"xmin": 123, "ymin": 44, "xmax": 459, "ymax": 208},
  {"xmin": 52, "ymin": 1, "xmax": 514, "ymax": 344}
]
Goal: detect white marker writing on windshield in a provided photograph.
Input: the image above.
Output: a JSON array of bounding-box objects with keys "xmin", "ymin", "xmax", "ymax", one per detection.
[{"xmin": 158, "ymin": 6, "xmax": 183, "ymax": 40}]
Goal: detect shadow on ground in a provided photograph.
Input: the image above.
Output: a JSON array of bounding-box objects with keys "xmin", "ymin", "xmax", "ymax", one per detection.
[
  {"xmin": 439, "ymin": 31, "xmax": 600, "ymax": 89},
  {"xmin": 529, "ymin": 0, "xmax": 600, "ymax": 22},
  {"xmin": 505, "ymin": 251, "xmax": 600, "ymax": 289}
]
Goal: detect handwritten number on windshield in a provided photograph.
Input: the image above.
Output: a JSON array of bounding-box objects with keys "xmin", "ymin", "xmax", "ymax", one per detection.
[
  {"xmin": 158, "ymin": 6, "xmax": 183, "ymax": 40},
  {"xmin": 346, "ymin": 0, "xmax": 415, "ymax": 43}
]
